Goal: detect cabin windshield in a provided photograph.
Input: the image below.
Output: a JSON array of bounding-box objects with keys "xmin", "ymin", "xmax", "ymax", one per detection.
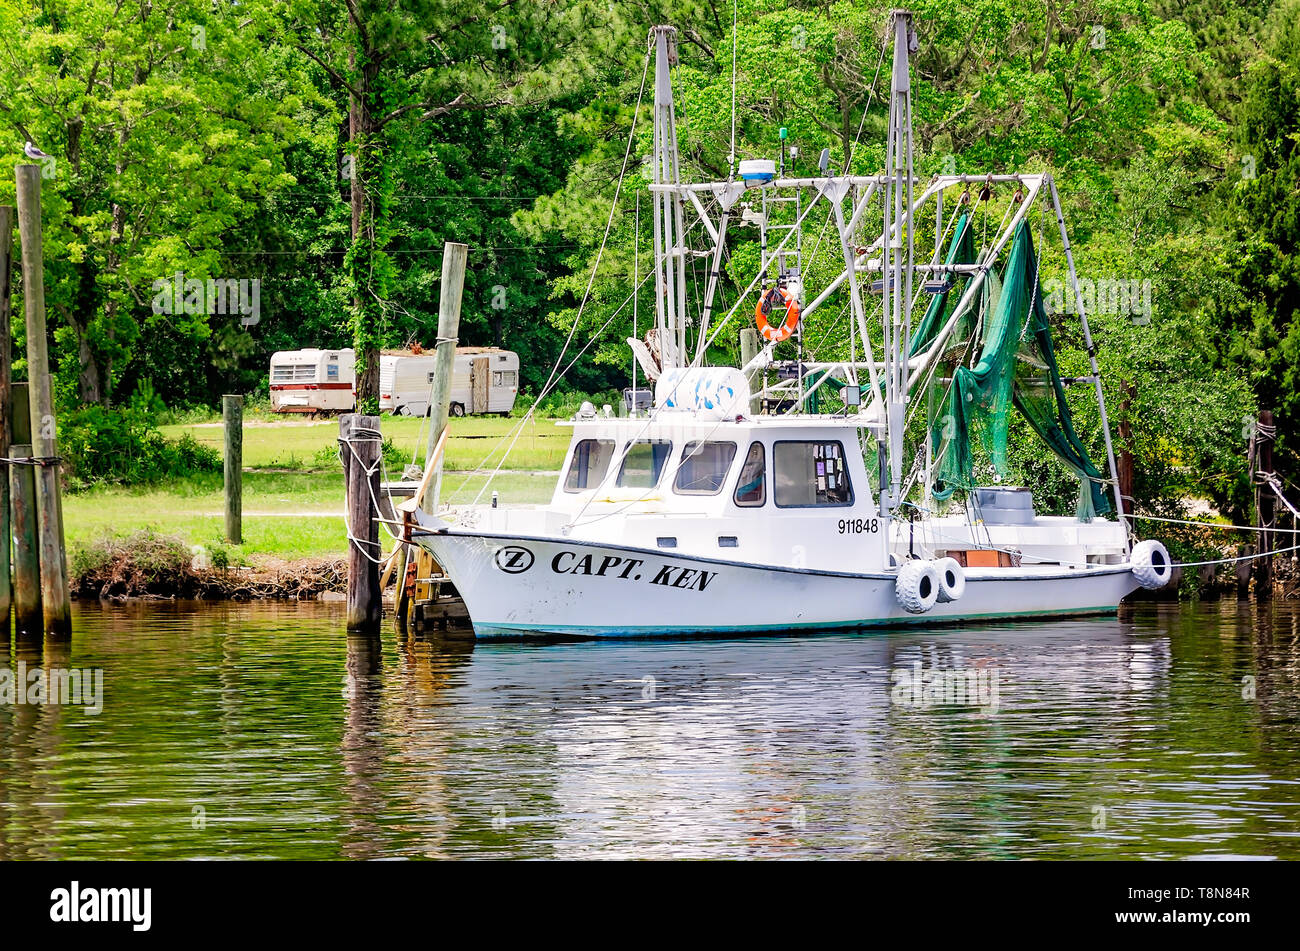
[
  {"xmin": 734, "ymin": 442, "xmax": 766, "ymax": 506},
  {"xmin": 774, "ymin": 440, "xmax": 853, "ymax": 507},
  {"xmin": 617, "ymin": 440, "xmax": 673, "ymax": 488},
  {"xmin": 673, "ymin": 441, "xmax": 738, "ymax": 495},
  {"xmin": 563, "ymin": 439, "xmax": 615, "ymax": 492}
]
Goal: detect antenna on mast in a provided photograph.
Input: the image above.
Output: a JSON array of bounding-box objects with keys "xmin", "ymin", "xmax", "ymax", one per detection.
[{"xmin": 650, "ymin": 25, "xmax": 686, "ymax": 371}]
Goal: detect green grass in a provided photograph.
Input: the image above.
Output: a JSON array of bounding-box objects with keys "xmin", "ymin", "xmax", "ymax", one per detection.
[
  {"xmin": 64, "ymin": 468, "xmax": 560, "ymax": 563},
  {"xmin": 159, "ymin": 414, "xmax": 571, "ymax": 472}
]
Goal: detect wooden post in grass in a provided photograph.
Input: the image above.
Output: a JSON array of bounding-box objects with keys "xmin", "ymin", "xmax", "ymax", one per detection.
[
  {"xmin": 9, "ymin": 383, "xmax": 40, "ymax": 637},
  {"xmin": 421, "ymin": 241, "xmax": 466, "ymax": 513},
  {"xmin": 16, "ymin": 164, "xmax": 70, "ymax": 637},
  {"xmin": 1, "ymin": 206, "xmax": 13, "ymax": 627},
  {"xmin": 223, "ymin": 395, "xmax": 243, "ymax": 544},
  {"xmin": 740, "ymin": 328, "xmax": 761, "ymax": 415},
  {"xmin": 342, "ymin": 413, "xmax": 382, "ymax": 631}
]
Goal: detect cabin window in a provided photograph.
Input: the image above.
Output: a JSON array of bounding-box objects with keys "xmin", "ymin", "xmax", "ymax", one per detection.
[
  {"xmin": 616, "ymin": 440, "xmax": 673, "ymax": 488},
  {"xmin": 774, "ymin": 440, "xmax": 853, "ymax": 507},
  {"xmin": 563, "ymin": 439, "xmax": 615, "ymax": 492},
  {"xmin": 327, "ymin": 364, "xmax": 339, "ymax": 381},
  {"xmin": 733, "ymin": 442, "xmax": 766, "ymax": 507},
  {"xmin": 492, "ymin": 370, "xmax": 517, "ymax": 387},
  {"xmin": 673, "ymin": 441, "xmax": 737, "ymax": 495}
]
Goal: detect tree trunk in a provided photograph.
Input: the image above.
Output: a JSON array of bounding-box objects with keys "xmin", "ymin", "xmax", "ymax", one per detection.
[
  {"xmin": 67, "ymin": 260, "xmax": 104, "ymax": 404},
  {"xmin": 1117, "ymin": 380, "xmax": 1135, "ymax": 529},
  {"xmin": 348, "ymin": 50, "xmax": 385, "ymax": 410}
]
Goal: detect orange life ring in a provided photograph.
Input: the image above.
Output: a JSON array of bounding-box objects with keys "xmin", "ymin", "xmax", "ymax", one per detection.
[{"xmin": 755, "ymin": 286, "xmax": 800, "ymax": 343}]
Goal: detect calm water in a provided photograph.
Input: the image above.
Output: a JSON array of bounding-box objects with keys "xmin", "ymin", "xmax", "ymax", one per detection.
[{"xmin": 1, "ymin": 599, "xmax": 1299, "ymax": 859}]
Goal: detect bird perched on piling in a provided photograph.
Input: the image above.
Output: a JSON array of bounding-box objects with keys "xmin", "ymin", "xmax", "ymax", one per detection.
[{"xmin": 24, "ymin": 141, "xmax": 52, "ymax": 159}]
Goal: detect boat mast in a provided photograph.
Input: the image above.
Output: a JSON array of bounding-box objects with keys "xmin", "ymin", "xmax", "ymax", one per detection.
[
  {"xmin": 651, "ymin": 25, "xmax": 687, "ymax": 370},
  {"xmin": 881, "ymin": 9, "xmax": 916, "ymax": 516}
]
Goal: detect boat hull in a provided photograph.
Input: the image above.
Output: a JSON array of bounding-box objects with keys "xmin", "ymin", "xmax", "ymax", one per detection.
[{"xmin": 414, "ymin": 530, "xmax": 1143, "ymax": 640}]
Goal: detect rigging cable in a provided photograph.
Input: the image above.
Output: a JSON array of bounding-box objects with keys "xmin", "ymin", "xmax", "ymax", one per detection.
[{"xmin": 445, "ymin": 43, "xmax": 653, "ymax": 508}]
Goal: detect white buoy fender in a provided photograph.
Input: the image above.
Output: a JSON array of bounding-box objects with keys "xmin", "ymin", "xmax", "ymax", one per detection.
[
  {"xmin": 934, "ymin": 557, "xmax": 966, "ymax": 603},
  {"xmin": 1130, "ymin": 539, "xmax": 1173, "ymax": 590},
  {"xmin": 896, "ymin": 560, "xmax": 940, "ymax": 614}
]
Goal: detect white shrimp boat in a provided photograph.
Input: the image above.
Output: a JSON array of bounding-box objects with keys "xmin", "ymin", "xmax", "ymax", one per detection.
[{"xmin": 410, "ymin": 12, "xmax": 1172, "ymax": 639}]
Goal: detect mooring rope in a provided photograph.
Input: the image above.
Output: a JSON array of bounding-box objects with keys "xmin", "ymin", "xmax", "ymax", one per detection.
[
  {"xmin": 1130, "ymin": 512, "xmax": 1300, "ymax": 535},
  {"xmin": 337, "ymin": 429, "xmax": 399, "ymax": 563},
  {"xmin": 0, "ymin": 455, "xmax": 63, "ymax": 466}
]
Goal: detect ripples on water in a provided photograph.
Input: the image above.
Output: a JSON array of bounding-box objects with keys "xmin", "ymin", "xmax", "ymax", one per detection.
[{"xmin": 1, "ymin": 600, "xmax": 1298, "ymax": 859}]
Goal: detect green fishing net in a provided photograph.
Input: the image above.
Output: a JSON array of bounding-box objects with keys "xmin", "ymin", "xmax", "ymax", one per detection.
[{"xmin": 924, "ymin": 218, "xmax": 1110, "ymax": 518}]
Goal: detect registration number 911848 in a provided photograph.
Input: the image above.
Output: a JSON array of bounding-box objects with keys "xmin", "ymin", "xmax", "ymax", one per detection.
[{"xmin": 838, "ymin": 518, "xmax": 879, "ymax": 534}]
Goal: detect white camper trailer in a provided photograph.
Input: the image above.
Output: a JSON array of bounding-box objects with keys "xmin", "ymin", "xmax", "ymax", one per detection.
[
  {"xmin": 269, "ymin": 348, "xmax": 356, "ymax": 414},
  {"xmin": 379, "ymin": 347, "xmax": 519, "ymax": 417}
]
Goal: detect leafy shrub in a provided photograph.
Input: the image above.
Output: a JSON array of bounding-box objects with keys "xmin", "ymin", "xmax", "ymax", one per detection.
[
  {"xmin": 312, "ymin": 445, "xmax": 342, "ymax": 469},
  {"xmin": 156, "ymin": 403, "xmax": 221, "ymax": 426},
  {"xmin": 70, "ymin": 531, "xmax": 201, "ymax": 598},
  {"xmin": 516, "ymin": 388, "xmax": 624, "ymax": 419},
  {"xmin": 60, "ymin": 394, "xmax": 222, "ymax": 488}
]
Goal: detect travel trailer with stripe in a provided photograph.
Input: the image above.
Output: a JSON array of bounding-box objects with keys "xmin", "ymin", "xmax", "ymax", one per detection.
[
  {"xmin": 269, "ymin": 346, "xmax": 520, "ymax": 417},
  {"xmin": 379, "ymin": 347, "xmax": 519, "ymax": 417},
  {"xmin": 268, "ymin": 348, "xmax": 355, "ymax": 414}
]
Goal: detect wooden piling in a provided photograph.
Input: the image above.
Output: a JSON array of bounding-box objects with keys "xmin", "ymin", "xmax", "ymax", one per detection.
[
  {"xmin": 421, "ymin": 242, "xmax": 467, "ymax": 513},
  {"xmin": 341, "ymin": 413, "xmax": 382, "ymax": 631},
  {"xmin": 15, "ymin": 164, "xmax": 70, "ymax": 637},
  {"xmin": 0, "ymin": 206, "xmax": 13, "ymax": 627},
  {"xmin": 223, "ymin": 395, "xmax": 243, "ymax": 544},
  {"xmin": 740, "ymin": 328, "xmax": 761, "ymax": 415},
  {"xmin": 1255, "ymin": 409, "xmax": 1275, "ymax": 601},
  {"xmin": 10, "ymin": 382, "xmax": 40, "ymax": 637}
]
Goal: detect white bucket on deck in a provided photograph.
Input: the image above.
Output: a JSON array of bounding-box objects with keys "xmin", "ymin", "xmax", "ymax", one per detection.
[{"xmin": 655, "ymin": 367, "xmax": 751, "ymax": 419}]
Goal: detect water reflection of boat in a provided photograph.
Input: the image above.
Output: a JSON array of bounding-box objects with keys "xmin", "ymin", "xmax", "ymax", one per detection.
[
  {"xmin": 414, "ymin": 11, "xmax": 1171, "ymax": 639},
  {"xmin": 438, "ymin": 622, "xmax": 1170, "ymax": 857}
]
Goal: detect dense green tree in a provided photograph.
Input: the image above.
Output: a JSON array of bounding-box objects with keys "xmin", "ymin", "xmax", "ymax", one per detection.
[
  {"xmin": 0, "ymin": 0, "xmax": 314, "ymax": 407},
  {"xmin": 1217, "ymin": 0, "xmax": 1300, "ymax": 485}
]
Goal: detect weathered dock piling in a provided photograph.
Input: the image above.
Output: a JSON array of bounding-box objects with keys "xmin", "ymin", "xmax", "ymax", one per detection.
[
  {"xmin": 422, "ymin": 241, "xmax": 467, "ymax": 512},
  {"xmin": 9, "ymin": 383, "xmax": 41, "ymax": 637},
  {"xmin": 1, "ymin": 205, "xmax": 12, "ymax": 627},
  {"xmin": 402, "ymin": 242, "xmax": 475, "ymax": 636},
  {"xmin": 16, "ymin": 164, "xmax": 71, "ymax": 637},
  {"xmin": 341, "ymin": 413, "xmax": 382, "ymax": 632},
  {"xmin": 223, "ymin": 395, "xmax": 243, "ymax": 544}
]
